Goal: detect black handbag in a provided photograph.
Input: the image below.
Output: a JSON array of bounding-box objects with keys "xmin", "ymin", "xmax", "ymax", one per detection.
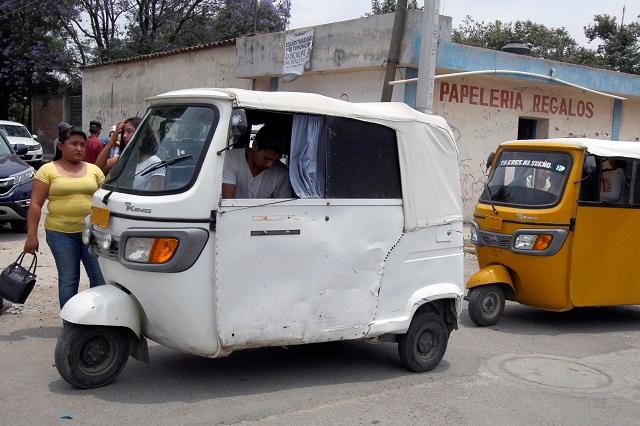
[{"xmin": 0, "ymin": 252, "xmax": 37, "ymax": 304}]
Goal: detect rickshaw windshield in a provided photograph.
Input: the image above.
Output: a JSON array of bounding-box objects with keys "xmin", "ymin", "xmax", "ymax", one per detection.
[
  {"xmin": 480, "ymin": 150, "xmax": 572, "ymax": 207},
  {"xmin": 104, "ymin": 105, "xmax": 218, "ymax": 193}
]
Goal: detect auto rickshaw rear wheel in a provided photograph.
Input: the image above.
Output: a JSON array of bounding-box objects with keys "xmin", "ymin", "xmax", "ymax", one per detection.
[
  {"xmin": 398, "ymin": 312, "xmax": 449, "ymax": 372},
  {"xmin": 468, "ymin": 285, "xmax": 505, "ymax": 327},
  {"xmin": 55, "ymin": 324, "xmax": 130, "ymax": 389}
]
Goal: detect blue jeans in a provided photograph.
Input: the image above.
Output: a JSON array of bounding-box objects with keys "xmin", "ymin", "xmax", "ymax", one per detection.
[{"xmin": 46, "ymin": 230, "xmax": 105, "ymax": 309}]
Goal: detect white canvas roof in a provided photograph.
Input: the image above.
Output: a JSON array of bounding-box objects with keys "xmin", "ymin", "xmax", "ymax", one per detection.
[
  {"xmin": 503, "ymin": 138, "xmax": 640, "ymax": 160},
  {"xmin": 150, "ymin": 88, "xmax": 463, "ymax": 231}
]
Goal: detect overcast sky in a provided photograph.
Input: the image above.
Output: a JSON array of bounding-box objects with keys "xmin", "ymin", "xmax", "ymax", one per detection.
[{"xmin": 290, "ymin": 0, "xmax": 639, "ymax": 46}]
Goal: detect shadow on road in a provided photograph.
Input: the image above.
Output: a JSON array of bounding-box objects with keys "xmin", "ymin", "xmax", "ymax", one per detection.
[
  {"xmin": 48, "ymin": 339, "xmax": 451, "ymax": 403},
  {"xmin": 0, "ymin": 325, "xmax": 60, "ymax": 341},
  {"xmin": 459, "ymin": 302, "xmax": 640, "ymax": 335}
]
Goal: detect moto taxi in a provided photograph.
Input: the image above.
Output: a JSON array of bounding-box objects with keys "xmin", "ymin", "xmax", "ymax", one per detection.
[
  {"xmin": 467, "ymin": 138, "xmax": 640, "ymax": 326},
  {"xmin": 54, "ymin": 88, "xmax": 465, "ymax": 388}
]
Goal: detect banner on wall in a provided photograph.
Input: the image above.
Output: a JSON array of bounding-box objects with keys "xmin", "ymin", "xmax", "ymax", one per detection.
[{"xmin": 282, "ymin": 29, "xmax": 314, "ymax": 82}]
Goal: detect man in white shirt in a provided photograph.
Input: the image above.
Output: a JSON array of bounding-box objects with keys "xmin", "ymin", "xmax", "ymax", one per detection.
[
  {"xmin": 221, "ymin": 124, "xmax": 292, "ymax": 198},
  {"xmin": 600, "ymin": 159, "xmax": 625, "ymax": 202}
]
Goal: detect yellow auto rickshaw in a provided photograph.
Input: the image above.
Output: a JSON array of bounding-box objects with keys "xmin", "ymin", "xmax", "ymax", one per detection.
[{"xmin": 467, "ymin": 138, "xmax": 640, "ymax": 326}]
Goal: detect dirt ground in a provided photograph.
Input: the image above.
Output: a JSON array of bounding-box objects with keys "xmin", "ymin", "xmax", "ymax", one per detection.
[{"xmin": 0, "ymin": 222, "xmax": 92, "ymax": 325}]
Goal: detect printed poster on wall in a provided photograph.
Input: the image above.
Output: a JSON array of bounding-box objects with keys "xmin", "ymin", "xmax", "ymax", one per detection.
[{"xmin": 282, "ymin": 29, "xmax": 314, "ymax": 82}]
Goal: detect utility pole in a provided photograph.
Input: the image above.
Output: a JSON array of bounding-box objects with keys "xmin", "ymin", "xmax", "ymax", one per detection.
[
  {"xmin": 381, "ymin": 0, "xmax": 408, "ymax": 102},
  {"xmin": 415, "ymin": 0, "xmax": 439, "ymax": 113}
]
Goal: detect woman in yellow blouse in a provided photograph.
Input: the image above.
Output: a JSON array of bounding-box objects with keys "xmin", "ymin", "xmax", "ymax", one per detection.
[{"xmin": 24, "ymin": 130, "xmax": 105, "ymax": 309}]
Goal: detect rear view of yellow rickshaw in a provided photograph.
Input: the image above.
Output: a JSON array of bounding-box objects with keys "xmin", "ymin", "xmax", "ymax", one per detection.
[{"xmin": 467, "ymin": 138, "xmax": 640, "ymax": 326}]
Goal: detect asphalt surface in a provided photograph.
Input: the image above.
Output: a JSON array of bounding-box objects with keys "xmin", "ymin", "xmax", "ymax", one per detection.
[{"xmin": 2, "ymin": 225, "xmax": 640, "ymax": 425}]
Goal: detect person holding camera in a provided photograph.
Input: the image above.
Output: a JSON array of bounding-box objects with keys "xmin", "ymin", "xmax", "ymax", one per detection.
[{"xmin": 95, "ymin": 117, "xmax": 141, "ymax": 174}]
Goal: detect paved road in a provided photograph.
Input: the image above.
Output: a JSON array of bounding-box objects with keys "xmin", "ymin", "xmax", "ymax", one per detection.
[{"xmin": 2, "ymin": 226, "xmax": 640, "ymax": 425}]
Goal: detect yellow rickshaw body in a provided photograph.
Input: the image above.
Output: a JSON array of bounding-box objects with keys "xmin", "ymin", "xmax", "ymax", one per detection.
[{"xmin": 468, "ymin": 139, "xmax": 640, "ymax": 312}]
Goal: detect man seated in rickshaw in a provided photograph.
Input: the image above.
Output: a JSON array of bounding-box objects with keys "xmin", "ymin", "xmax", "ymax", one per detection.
[
  {"xmin": 221, "ymin": 124, "xmax": 292, "ymax": 198},
  {"xmin": 600, "ymin": 158, "xmax": 625, "ymax": 203}
]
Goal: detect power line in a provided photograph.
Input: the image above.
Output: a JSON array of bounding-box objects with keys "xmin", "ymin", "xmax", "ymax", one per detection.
[{"xmin": 0, "ymin": 0, "xmax": 45, "ymax": 19}]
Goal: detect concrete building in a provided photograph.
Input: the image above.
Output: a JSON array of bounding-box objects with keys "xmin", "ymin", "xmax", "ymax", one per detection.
[{"xmin": 81, "ymin": 10, "xmax": 640, "ymax": 217}]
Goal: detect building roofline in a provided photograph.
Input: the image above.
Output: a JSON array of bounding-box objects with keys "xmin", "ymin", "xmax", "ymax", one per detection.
[
  {"xmin": 437, "ymin": 41, "xmax": 640, "ymax": 98},
  {"xmin": 81, "ymin": 38, "xmax": 236, "ymax": 69}
]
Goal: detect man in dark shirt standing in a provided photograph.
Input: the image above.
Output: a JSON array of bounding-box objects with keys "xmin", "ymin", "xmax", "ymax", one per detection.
[{"xmin": 83, "ymin": 120, "xmax": 103, "ymax": 164}]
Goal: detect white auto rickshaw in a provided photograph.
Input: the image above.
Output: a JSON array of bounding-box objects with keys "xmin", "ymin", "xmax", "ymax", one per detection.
[{"xmin": 55, "ymin": 89, "xmax": 464, "ymax": 388}]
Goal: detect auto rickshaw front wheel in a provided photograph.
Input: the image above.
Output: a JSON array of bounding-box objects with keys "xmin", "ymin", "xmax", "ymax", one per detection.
[
  {"xmin": 398, "ymin": 312, "xmax": 449, "ymax": 372},
  {"xmin": 55, "ymin": 324, "xmax": 130, "ymax": 389},
  {"xmin": 468, "ymin": 285, "xmax": 505, "ymax": 327}
]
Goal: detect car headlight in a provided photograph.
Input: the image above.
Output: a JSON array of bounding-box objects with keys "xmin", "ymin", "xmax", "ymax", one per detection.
[
  {"xmin": 124, "ymin": 237, "xmax": 179, "ymax": 264},
  {"xmin": 513, "ymin": 234, "xmax": 553, "ymax": 251},
  {"xmin": 10, "ymin": 167, "xmax": 35, "ymax": 185}
]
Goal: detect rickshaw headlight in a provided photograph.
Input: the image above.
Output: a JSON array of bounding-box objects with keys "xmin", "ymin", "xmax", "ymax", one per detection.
[
  {"xmin": 469, "ymin": 222, "xmax": 479, "ymax": 244},
  {"xmin": 124, "ymin": 237, "xmax": 180, "ymax": 264},
  {"xmin": 513, "ymin": 234, "xmax": 553, "ymax": 251},
  {"xmin": 98, "ymin": 233, "xmax": 113, "ymax": 251},
  {"xmin": 82, "ymin": 228, "xmax": 92, "ymax": 245}
]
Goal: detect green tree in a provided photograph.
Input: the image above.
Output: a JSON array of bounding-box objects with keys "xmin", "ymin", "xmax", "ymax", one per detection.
[
  {"xmin": 370, "ymin": 0, "xmax": 420, "ymax": 15},
  {"xmin": 585, "ymin": 14, "xmax": 640, "ymax": 74},
  {"xmin": 452, "ymin": 16, "xmax": 600, "ymax": 66},
  {"xmin": 0, "ymin": 0, "xmax": 78, "ymax": 121}
]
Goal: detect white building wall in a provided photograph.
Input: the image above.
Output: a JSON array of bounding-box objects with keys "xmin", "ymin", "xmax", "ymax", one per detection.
[
  {"xmin": 82, "ymin": 45, "xmax": 251, "ymax": 130},
  {"xmin": 620, "ymin": 97, "xmax": 640, "ymax": 142},
  {"xmin": 264, "ymin": 69, "xmax": 406, "ymax": 103},
  {"xmin": 432, "ymin": 74, "xmax": 615, "ymax": 216}
]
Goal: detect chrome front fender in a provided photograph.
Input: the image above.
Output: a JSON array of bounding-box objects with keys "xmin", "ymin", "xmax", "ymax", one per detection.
[{"xmin": 60, "ymin": 285, "xmax": 142, "ymax": 337}]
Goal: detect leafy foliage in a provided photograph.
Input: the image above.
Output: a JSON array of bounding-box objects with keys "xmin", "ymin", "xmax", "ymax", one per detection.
[
  {"xmin": 585, "ymin": 14, "xmax": 640, "ymax": 74},
  {"xmin": 63, "ymin": 0, "xmax": 292, "ymax": 62},
  {"xmin": 370, "ymin": 0, "xmax": 420, "ymax": 15},
  {"xmin": 0, "ymin": 0, "xmax": 78, "ymax": 120},
  {"xmin": 452, "ymin": 15, "xmax": 640, "ymax": 74}
]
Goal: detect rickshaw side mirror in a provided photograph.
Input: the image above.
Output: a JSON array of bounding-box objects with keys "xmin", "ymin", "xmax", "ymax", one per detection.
[
  {"xmin": 230, "ymin": 108, "xmax": 248, "ymax": 137},
  {"xmin": 486, "ymin": 151, "xmax": 496, "ymax": 171}
]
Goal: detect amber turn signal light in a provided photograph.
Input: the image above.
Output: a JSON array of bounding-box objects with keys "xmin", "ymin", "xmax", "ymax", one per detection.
[{"xmin": 149, "ymin": 238, "xmax": 179, "ymax": 263}]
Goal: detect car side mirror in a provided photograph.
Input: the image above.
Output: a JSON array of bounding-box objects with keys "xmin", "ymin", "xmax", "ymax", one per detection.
[
  {"xmin": 230, "ymin": 109, "xmax": 248, "ymax": 137},
  {"xmin": 14, "ymin": 144, "xmax": 28, "ymax": 155},
  {"xmin": 32, "ymin": 135, "xmax": 38, "ymax": 141},
  {"xmin": 486, "ymin": 151, "xmax": 496, "ymax": 171}
]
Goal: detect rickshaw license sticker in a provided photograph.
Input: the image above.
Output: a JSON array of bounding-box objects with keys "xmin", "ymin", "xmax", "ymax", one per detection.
[
  {"xmin": 91, "ymin": 206, "xmax": 110, "ymax": 228},
  {"xmin": 485, "ymin": 354, "xmax": 624, "ymax": 395}
]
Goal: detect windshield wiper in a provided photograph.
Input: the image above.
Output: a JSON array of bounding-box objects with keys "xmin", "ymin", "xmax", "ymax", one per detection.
[
  {"xmin": 484, "ymin": 181, "xmax": 498, "ymax": 215},
  {"xmin": 102, "ymin": 155, "xmax": 193, "ymax": 205},
  {"xmin": 140, "ymin": 155, "xmax": 192, "ymax": 176}
]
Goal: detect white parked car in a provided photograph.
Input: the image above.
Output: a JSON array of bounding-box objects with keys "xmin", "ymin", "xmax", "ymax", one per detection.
[{"xmin": 0, "ymin": 120, "xmax": 43, "ymax": 166}]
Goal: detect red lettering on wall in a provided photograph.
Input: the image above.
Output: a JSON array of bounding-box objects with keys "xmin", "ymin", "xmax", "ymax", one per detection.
[
  {"xmin": 439, "ymin": 82, "xmax": 450, "ymax": 101},
  {"xmin": 585, "ymin": 101, "xmax": 594, "ymax": 118},
  {"xmin": 559, "ymin": 99, "xmax": 568, "ymax": 115},
  {"xmin": 460, "ymin": 85, "xmax": 469, "ymax": 103},
  {"xmin": 514, "ymin": 93, "xmax": 523, "ymax": 110},
  {"xmin": 479, "ymin": 88, "xmax": 488, "ymax": 106},
  {"xmin": 541, "ymin": 96, "xmax": 550, "ymax": 113},
  {"xmin": 500, "ymin": 91, "xmax": 510, "ymax": 108},
  {"xmin": 532, "ymin": 95, "xmax": 541, "ymax": 112},
  {"xmin": 437, "ymin": 81, "xmax": 595, "ymax": 118},
  {"xmin": 450, "ymin": 84, "xmax": 459, "ymax": 102},
  {"xmin": 470, "ymin": 86, "xmax": 479, "ymax": 105},
  {"xmin": 489, "ymin": 89, "xmax": 499, "ymax": 107}
]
